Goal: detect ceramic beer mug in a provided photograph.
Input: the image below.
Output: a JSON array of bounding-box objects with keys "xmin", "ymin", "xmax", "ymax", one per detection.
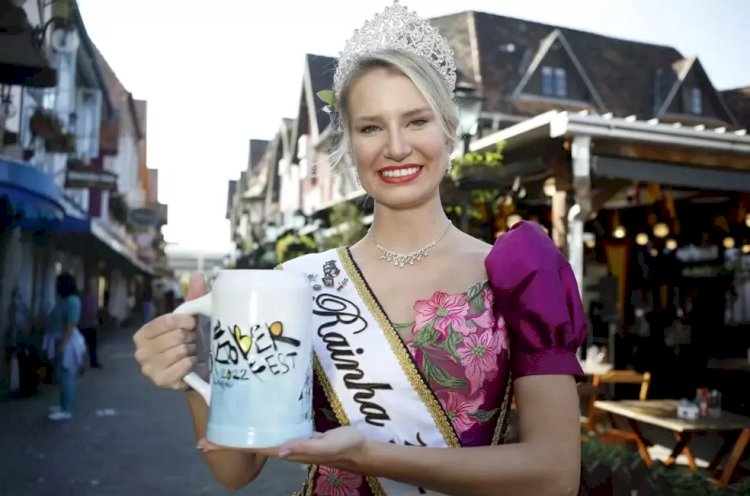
[{"xmin": 174, "ymin": 269, "xmax": 313, "ymax": 448}]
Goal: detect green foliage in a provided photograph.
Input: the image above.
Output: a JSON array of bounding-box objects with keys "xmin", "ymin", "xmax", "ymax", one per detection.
[
  {"xmin": 44, "ymin": 132, "xmax": 76, "ymax": 154},
  {"xmin": 580, "ymin": 436, "xmax": 750, "ymax": 495},
  {"xmin": 275, "ymin": 232, "xmax": 317, "ymax": 263},
  {"xmin": 443, "ymin": 141, "xmax": 508, "ymax": 238},
  {"xmin": 316, "ymin": 90, "xmax": 336, "ymax": 108},
  {"xmin": 29, "ymin": 109, "xmax": 64, "ymax": 138},
  {"xmin": 448, "ymin": 140, "xmax": 505, "ymax": 181},
  {"xmin": 29, "ymin": 109, "xmax": 77, "ymax": 153},
  {"xmin": 318, "ymin": 201, "xmax": 367, "ymax": 250},
  {"xmin": 108, "ymin": 193, "xmax": 128, "ymax": 225}
]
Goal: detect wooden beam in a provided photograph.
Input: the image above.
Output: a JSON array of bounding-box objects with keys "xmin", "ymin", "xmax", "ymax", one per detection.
[
  {"xmin": 594, "ymin": 142, "xmax": 750, "ymax": 172},
  {"xmin": 591, "ymin": 179, "xmax": 632, "ymax": 212}
]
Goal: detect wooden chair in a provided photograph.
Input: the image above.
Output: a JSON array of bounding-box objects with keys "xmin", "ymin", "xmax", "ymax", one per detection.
[{"xmin": 581, "ymin": 370, "xmax": 651, "ymax": 435}]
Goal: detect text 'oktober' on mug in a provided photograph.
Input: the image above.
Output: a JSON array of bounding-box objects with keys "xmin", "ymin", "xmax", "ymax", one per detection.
[{"xmin": 174, "ymin": 269, "xmax": 314, "ymax": 448}]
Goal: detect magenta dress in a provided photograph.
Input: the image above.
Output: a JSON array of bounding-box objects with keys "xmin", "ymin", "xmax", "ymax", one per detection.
[{"xmin": 295, "ymin": 222, "xmax": 586, "ymax": 495}]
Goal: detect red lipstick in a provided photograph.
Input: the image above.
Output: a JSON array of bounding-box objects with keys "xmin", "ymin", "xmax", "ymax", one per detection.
[{"xmin": 378, "ymin": 164, "xmax": 423, "ymax": 184}]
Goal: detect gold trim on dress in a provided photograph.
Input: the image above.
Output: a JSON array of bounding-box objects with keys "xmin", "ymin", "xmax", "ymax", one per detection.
[
  {"xmin": 492, "ymin": 368, "xmax": 513, "ymax": 445},
  {"xmin": 313, "ymin": 353, "xmax": 348, "ymax": 430},
  {"xmin": 313, "ymin": 352, "xmax": 386, "ymax": 495},
  {"xmin": 337, "ymin": 247, "xmax": 461, "ymax": 449},
  {"xmin": 304, "ymin": 464, "xmax": 316, "ymax": 496}
]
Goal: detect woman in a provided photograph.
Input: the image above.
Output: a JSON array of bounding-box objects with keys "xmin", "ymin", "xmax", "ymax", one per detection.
[
  {"xmin": 133, "ymin": 2, "xmax": 585, "ymax": 494},
  {"xmin": 48, "ymin": 272, "xmax": 86, "ymax": 421}
]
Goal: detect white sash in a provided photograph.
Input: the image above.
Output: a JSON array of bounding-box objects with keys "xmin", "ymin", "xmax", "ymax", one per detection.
[{"xmin": 284, "ymin": 249, "xmax": 460, "ymax": 495}]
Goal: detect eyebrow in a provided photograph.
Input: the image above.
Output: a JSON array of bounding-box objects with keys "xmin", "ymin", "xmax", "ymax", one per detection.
[{"xmin": 353, "ymin": 107, "xmax": 433, "ymax": 123}]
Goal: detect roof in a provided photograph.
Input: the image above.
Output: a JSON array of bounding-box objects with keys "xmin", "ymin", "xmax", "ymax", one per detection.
[
  {"xmin": 722, "ymin": 87, "xmax": 750, "ymax": 130},
  {"xmin": 430, "ymin": 11, "xmax": 728, "ymax": 122},
  {"xmin": 132, "ymin": 99, "xmax": 147, "ymax": 139},
  {"xmin": 93, "ymin": 43, "xmax": 144, "ymax": 144},
  {"xmin": 297, "ymin": 11, "xmax": 743, "ymax": 137},
  {"xmin": 248, "ymin": 139, "xmax": 269, "ymax": 171},
  {"xmin": 74, "ymin": 9, "xmax": 114, "ymax": 120},
  {"xmin": 226, "ymin": 179, "xmax": 237, "ymax": 219},
  {"xmin": 307, "ymin": 54, "xmax": 337, "ymax": 131},
  {"xmin": 294, "ymin": 54, "xmax": 337, "ymax": 145}
]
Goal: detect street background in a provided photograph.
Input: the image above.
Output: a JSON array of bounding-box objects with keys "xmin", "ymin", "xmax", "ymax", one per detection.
[{"xmin": 0, "ymin": 328, "xmax": 304, "ymax": 496}]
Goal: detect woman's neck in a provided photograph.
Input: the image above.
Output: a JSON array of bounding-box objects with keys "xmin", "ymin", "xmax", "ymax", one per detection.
[{"xmin": 367, "ymin": 195, "xmax": 450, "ymax": 252}]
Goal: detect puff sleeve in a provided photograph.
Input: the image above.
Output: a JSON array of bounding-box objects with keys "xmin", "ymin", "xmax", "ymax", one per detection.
[{"xmin": 485, "ymin": 221, "xmax": 586, "ymax": 380}]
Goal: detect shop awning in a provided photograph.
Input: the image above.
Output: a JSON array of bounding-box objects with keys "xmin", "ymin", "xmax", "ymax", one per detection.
[
  {"xmin": 470, "ymin": 110, "xmax": 750, "ymax": 193},
  {"xmin": 0, "ymin": 155, "xmax": 64, "ymax": 224},
  {"xmin": 593, "ymin": 156, "xmax": 750, "ymax": 193},
  {"xmin": 0, "ymin": 1, "xmax": 57, "ymax": 88},
  {"xmin": 472, "ymin": 110, "xmax": 750, "ymax": 155},
  {"xmin": 54, "ymin": 215, "xmax": 154, "ymax": 276}
]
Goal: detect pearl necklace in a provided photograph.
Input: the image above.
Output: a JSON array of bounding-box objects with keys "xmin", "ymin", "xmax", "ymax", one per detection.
[{"xmin": 368, "ymin": 223, "xmax": 452, "ymax": 268}]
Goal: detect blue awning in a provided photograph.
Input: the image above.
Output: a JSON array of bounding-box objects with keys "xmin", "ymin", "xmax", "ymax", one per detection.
[{"xmin": 0, "ymin": 155, "xmax": 64, "ymax": 225}]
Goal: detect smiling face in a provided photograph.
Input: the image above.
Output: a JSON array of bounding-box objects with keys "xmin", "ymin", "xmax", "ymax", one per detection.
[{"xmin": 347, "ymin": 67, "xmax": 452, "ymax": 210}]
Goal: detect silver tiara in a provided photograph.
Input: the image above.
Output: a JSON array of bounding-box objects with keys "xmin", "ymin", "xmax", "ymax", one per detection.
[{"xmin": 333, "ymin": 0, "xmax": 457, "ymax": 98}]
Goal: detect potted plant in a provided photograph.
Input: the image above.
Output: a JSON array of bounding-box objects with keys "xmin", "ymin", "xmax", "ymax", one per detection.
[
  {"xmin": 66, "ymin": 156, "xmax": 88, "ymax": 169},
  {"xmin": 108, "ymin": 193, "xmax": 129, "ymax": 225},
  {"xmin": 448, "ymin": 140, "xmax": 505, "ymax": 183},
  {"xmin": 45, "ymin": 132, "xmax": 76, "ymax": 154},
  {"xmin": 275, "ymin": 232, "xmax": 317, "ymax": 263},
  {"xmin": 29, "ymin": 109, "xmax": 63, "ymax": 139}
]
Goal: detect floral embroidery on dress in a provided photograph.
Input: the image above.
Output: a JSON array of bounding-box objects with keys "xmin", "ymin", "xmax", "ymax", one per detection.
[
  {"xmin": 460, "ymin": 328, "xmax": 505, "ymax": 393},
  {"xmin": 402, "ymin": 281, "xmax": 507, "ymax": 441},
  {"xmin": 314, "ymin": 466, "xmax": 363, "ymax": 496},
  {"xmin": 414, "ymin": 292, "xmax": 469, "ymax": 338},
  {"xmin": 471, "ymin": 285, "xmax": 496, "ymax": 330},
  {"xmin": 439, "ymin": 390, "xmax": 485, "ymax": 433}
]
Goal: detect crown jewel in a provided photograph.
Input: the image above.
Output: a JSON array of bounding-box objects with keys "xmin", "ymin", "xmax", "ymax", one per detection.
[{"xmin": 333, "ymin": 1, "xmax": 457, "ymax": 98}]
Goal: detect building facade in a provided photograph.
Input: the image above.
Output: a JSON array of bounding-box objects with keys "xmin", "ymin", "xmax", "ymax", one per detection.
[{"xmin": 0, "ymin": 0, "xmax": 168, "ymax": 388}]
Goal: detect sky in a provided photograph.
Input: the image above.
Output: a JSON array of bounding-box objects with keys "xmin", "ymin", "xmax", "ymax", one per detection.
[{"xmin": 76, "ymin": 0, "xmax": 750, "ymax": 254}]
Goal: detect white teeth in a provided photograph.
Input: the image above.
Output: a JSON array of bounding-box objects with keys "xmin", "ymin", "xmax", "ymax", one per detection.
[{"xmin": 381, "ymin": 167, "xmax": 420, "ymax": 178}]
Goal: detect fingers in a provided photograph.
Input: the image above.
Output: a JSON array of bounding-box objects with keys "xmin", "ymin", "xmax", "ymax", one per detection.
[
  {"xmin": 186, "ymin": 273, "xmax": 206, "ymax": 301},
  {"xmin": 152, "ymin": 356, "xmax": 197, "ymax": 390},
  {"xmin": 138, "ymin": 342, "xmax": 198, "ymax": 385},
  {"xmin": 278, "ymin": 438, "xmax": 324, "ymax": 458},
  {"xmin": 133, "ymin": 311, "xmax": 203, "ymax": 391},
  {"xmin": 134, "ymin": 313, "xmax": 196, "ymax": 342},
  {"xmin": 149, "ymin": 328, "xmax": 198, "ymax": 355},
  {"xmin": 196, "ymin": 438, "xmax": 280, "ymax": 457}
]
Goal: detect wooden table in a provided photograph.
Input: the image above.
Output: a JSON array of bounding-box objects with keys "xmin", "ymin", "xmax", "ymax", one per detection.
[
  {"xmin": 580, "ymin": 362, "xmax": 614, "ymax": 376},
  {"xmin": 707, "ymin": 358, "xmax": 750, "ymax": 374},
  {"xmin": 594, "ymin": 399, "xmax": 750, "ymax": 486}
]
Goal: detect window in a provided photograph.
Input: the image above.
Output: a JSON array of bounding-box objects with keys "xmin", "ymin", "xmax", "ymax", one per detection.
[
  {"xmin": 690, "ymin": 87, "xmax": 702, "ymax": 115},
  {"xmin": 541, "ymin": 66, "xmax": 554, "ymax": 95},
  {"xmin": 541, "ymin": 66, "xmax": 567, "ymax": 98},
  {"xmin": 555, "ymin": 68, "xmax": 567, "ymax": 97},
  {"xmin": 75, "ymin": 89, "xmax": 102, "ymax": 159}
]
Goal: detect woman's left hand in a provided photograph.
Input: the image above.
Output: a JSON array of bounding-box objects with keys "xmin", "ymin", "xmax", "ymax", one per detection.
[{"xmin": 198, "ymin": 426, "xmax": 367, "ymax": 470}]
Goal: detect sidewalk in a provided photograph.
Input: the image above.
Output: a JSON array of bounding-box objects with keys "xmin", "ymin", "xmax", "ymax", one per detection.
[{"xmin": 0, "ymin": 326, "xmax": 304, "ymax": 495}]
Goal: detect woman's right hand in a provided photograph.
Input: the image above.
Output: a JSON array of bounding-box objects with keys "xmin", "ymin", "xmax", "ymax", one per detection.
[{"xmin": 133, "ymin": 274, "xmax": 206, "ymax": 390}]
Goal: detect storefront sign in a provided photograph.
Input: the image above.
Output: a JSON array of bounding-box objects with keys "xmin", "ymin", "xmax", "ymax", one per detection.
[
  {"xmin": 129, "ymin": 207, "xmax": 160, "ymax": 226},
  {"xmin": 64, "ymin": 162, "xmax": 118, "ymax": 191}
]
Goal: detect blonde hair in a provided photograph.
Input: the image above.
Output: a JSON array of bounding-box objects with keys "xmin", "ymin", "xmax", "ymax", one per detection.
[{"xmin": 329, "ymin": 49, "xmax": 458, "ymax": 169}]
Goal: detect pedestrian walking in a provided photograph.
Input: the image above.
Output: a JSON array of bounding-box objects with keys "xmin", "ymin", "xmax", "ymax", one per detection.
[
  {"xmin": 46, "ymin": 273, "xmax": 87, "ymax": 421},
  {"xmin": 79, "ymin": 277, "xmax": 102, "ymax": 369}
]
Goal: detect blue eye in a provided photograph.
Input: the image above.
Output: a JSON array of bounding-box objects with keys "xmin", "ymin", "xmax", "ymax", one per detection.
[
  {"xmin": 410, "ymin": 119, "xmax": 428, "ymax": 127},
  {"xmin": 361, "ymin": 125, "xmax": 379, "ymax": 134}
]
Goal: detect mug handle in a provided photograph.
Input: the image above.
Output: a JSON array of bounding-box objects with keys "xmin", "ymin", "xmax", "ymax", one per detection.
[{"xmin": 173, "ymin": 293, "xmax": 213, "ymax": 405}]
